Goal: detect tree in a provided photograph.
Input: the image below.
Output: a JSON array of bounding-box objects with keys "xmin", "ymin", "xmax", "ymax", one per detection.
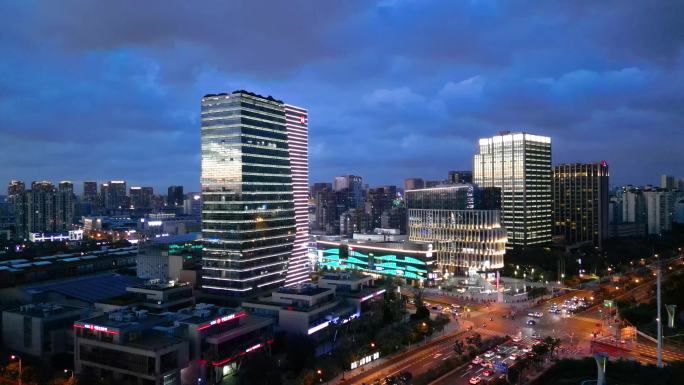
[
  {"xmin": 453, "ymin": 340, "xmax": 465, "ymax": 355},
  {"xmin": 543, "ymin": 336, "xmax": 561, "ymax": 356},
  {"xmin": 284, "ymin": 334, "xmax": 316, "ymax": 373},
  {"xmin": 410, "ymin": 289, "xmax": 430, "ymax": 320},
  {"xmin": 238, "ymin": 351, "xmax": 283, "ymax": 385},
  {"xmin": 466, "ymin": 333, "xmax": 482, "ymax": 348}
]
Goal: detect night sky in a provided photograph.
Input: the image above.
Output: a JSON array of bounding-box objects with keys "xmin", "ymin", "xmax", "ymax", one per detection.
[{"xmin": 1, "ymin": 1, "xmax": 683, "ymax": 193}]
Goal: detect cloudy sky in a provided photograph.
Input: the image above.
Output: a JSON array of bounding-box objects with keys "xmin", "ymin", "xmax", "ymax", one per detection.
[{"xmin": 1, "ymin": 0, "xmax": 683, "ymax": 193}]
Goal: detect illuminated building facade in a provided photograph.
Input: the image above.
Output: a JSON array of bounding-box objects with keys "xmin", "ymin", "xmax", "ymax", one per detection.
[
  {"xmin": 284, "ymin": 104, "xmax": 310, "ymax": 286},
  {"xmin": 316, "ymin": 238, "xmax": 435, "ymax": 282},
  {"xmin": 406, "ymin": 185, "xmax": 507, "ymax": 272},
  {"xmin": 552, "ymin": 162, "xmax": 609, "ymax": 248},
  {"xmin": 473, "ymin": 132, "xmax": 552, "ymax": 247},
  {"xmin": 200, "ymin": 91, "xmax": 295, "ymax": 296}
]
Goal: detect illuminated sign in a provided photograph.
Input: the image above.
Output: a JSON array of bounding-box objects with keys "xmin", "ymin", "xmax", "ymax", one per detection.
[
  {"xmin": 196, "ymin": 311, "xmax": 247, "ymax": 331},
  {"xmin": 212, "ymin": 339, "xmax": 274, "ymax": 366},
  {"xmin": 360, "ymin": 289, "xmax": 386, "ymax": 302},
  {"xmin": 307, "ymin": 321, "xmax": 330, "ymax": 335},
  {"xmin": 350, "ymin": 352, "xmax": 380, "ymax": 370},
  {"xmin": 245, "ymin": 342, "xmax": 265, "ymax": 353},
  {"xmin": 73, "ymin": 323, "xmax": 119, "ymax": 335},
  {"xmin": 148, "ymin": 221, "xmax": 163, "ymax": 227}
]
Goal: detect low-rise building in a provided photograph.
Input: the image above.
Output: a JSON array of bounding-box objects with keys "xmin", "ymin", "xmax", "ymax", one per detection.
[
  {"xmin": 2, "ymin": 303, "xmax": 91, "ymax": 358},
  {"xmin": 96, "ymin": 281, "xmax": 195, "ymax": 312},
  {"xmin": 174, "ymin": 303, "xmax": 274, "ymax": 384},
  {"xmin": 317, "ymin": 272, "xmax": 386, "ymax": 314},
  {"xmin": 74, "ymin": 308, "xmax": 189, "ymax": 385},
  {"xmin": 241, "ymin": 284, "xmax": 357, "ymax": 338}
]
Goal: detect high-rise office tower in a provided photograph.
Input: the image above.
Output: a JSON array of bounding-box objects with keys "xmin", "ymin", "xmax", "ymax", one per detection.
[
  {"xmin": 365, "ymin": 186, "xmax": 397, "ymax": 229},
  {"xmin": 283, "ymin": 104, "xmax": 310, "ymax": 286},
  {"xmin": 448, "ymin": 171, "xmax": 473, "ymax": 184},
  {"xmin": 28, "ymin": 181, "xmax": 56, "ymax": 234},
  {"xmin": 55, "ymin": 181, "xmax": 75, "ymax": 231},
  {"xmin": 473, "ymin": 132, "xmax": 552, "ymax": 248},
  {"xmin": 333, "ymin": 175, "xmax": 364, "ymax": 209},
  {"xmin": 130, "ymin": 186, "xmax": 153, "ymax": 210},
  {"xmin": 315, "ymin": 186, "xmax": 339, "ymax": 234},
  {"xmin": 8, "ymin": 180, "xmax": 26, "ymax": 239},
  {"xmin": 661, "ymin": 175, "xmax": 675, "ymax": 190},
  {"xmin": 102, "ymin": 181, "xmax": 126, "ymax": 211},
  {"xmin": 83, "ymin": 181, "xmax": 98, "ymax": 204},
  {"xmin": 311, "ymin": 182, "xmax": 332, "ymax": 200},
  {"xmin": 8, "ymin": 180, "xmax": 25, "ymax": 197},
  {"xmin": 644, "ymin": 188, "xmax": 674, "ymax": 235},
  {"xmin": 407, "ymin": 185, "xmax": 507, "ymax": 272},
  {"xmin": 200, "ymin": 91, "xmax": 295, "ymax": 296},
  {"xmin": 404, "ymin": 178, "xmax": 425, "ymax": 191},
  {"xmin": 183, "ymin": 192, "xmax": 202, "ymax": 217},
  {"xmin": 552, "ymin": 162, "xmax": 609, "ymax": 249},
  {"xmin": 167, "ymin": 185, "xmax": 184, "ymax": 207}
]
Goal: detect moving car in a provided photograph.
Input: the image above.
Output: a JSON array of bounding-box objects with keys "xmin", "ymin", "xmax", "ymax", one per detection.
[
  {"xmin": 472, "ymin": 357, "xmax": 483, "ymax": 365},
  {"xmin": 482, "ymin": 369, "xmax": 494, "ymax": 377},
  {"xmin": 469, "ymin": 376, "xmax": 482, "ymax": 384},
  {"xmin": 512, "ymin": 336, "xmax": 522, "ymax": 342},
  {"xmin": 484, "ymin": 351, "xmax": 495, "ymax": 358},
  {"xmin": 526, "ymin": 319, "xmax": 536, "ymax": 325}
]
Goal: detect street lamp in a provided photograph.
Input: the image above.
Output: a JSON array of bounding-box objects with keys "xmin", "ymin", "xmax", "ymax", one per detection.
[
  {"xmin": 10, "ymin": 355, "xmax": 22, "ymax": 385},
  {"xmin": 317, "ymin": 369, "xmax": 323, "ymax": 383},
  {"xmin": 64, "ymin": 369, "xmax": 74, "ymax": 379}
]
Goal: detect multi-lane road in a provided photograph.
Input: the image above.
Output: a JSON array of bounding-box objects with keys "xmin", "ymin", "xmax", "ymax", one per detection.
[{"xmin": 339, "ymin": 258, "xmax": 684, "ymax": 385}]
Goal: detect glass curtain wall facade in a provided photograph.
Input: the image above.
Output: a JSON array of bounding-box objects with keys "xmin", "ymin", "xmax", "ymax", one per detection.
[
  {"xmin": 552, "ymin": 162, "xmax": 609, "ymax": 248},
  {"xmin": 473, "ymin": 132, "xmax": 552, "ymax": 248},
  {"xmin": 201, "ymin": 91, "xmax": 295, "ymax": 296},
  {"xmin": 284, "ymin": 104, "xmax": 310, "ymax": 286},
  {"xmin": 317, "ymin": 240, "xmax": 434, "ymax": 281},
  {"xmin": 406, "ymin": 186, "xmax": 507, "ymax": 272}
]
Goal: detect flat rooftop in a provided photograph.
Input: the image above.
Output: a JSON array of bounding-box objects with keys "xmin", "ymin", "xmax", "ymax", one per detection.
[
  {"xmin": 276, "ymin": 285, "xmax": 331, "ymax": 296},
  {"xmin": 128, "ymin": 281, "xmax": 192, "ymax": 291},
  {"xmin": 76, "ymin": 309, "xmax": 171, "ymax": 331},
  {"xmin": 174, "ymin": 304, "xmax": 241, "ymax": 325},
  {"xmin": 7, "ymin": 303, "xmax": 83, "ymax": 318}
]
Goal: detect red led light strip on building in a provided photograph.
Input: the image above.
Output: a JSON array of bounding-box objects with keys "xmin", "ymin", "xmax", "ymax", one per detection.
[
  {"xmin": 73, "ymin": 324, "xmax": 120, "ymax": 335},
  {"xmin": 196, "ymin": 311, "xmax": 247, "ymax": 331},
  {"xmin": 211, "ymin": 339, "xmax": 274, "ymax": 366}
]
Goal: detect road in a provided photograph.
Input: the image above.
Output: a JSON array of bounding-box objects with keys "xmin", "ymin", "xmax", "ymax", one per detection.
[{"xmin": 340, "ymin": 256, "xmax": 684, "ymax": 385}]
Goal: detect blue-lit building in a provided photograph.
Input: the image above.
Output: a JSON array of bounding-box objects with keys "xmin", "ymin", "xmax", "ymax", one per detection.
[{"xmin": 316, "ymin": 237, "xmax": 435, "ymax": 284}]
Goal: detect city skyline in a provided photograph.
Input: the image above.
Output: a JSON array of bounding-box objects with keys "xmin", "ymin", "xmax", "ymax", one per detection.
[{"xmin": 2, "ymin": 1, "xmax": 684, "ymax": 190}]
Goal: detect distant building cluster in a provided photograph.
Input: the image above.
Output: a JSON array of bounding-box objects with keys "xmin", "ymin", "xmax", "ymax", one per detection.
[
  {"xmin": 3, "ymin": 179, "xmax": 201, "ymax": 241},
  {"xmin": 607, "ymin": 176, "xmax": 684, "ymax": 237}
]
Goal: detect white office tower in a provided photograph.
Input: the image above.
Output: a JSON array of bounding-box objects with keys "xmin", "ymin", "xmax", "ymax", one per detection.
[
  {"xmin": 474, "ymin": 132, "xmax": 552, "ymax": 248},
  {"xmin": 284, "ymin": 104, "xmax": 311, "ymax": 286}
]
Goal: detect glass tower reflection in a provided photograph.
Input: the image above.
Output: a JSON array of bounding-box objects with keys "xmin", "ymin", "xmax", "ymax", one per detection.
[{"xmin": 200, "ymin": 91, "xmax": 295, "ymax": 296}]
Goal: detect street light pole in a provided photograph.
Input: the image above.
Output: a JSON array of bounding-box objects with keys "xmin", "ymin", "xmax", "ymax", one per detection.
[
  {"xmin": 10, "ymin": 355, "xmax": 21, "ymax": 385},
  {"xmin": 656, "ymin": 255, "xmax": 663, "ymax": 368}
]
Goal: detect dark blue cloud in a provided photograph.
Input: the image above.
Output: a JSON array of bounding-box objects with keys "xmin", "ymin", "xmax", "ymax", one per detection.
[{"xmin": 0, "ymin": 0, "xmax": 683, "ymax": 192}]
